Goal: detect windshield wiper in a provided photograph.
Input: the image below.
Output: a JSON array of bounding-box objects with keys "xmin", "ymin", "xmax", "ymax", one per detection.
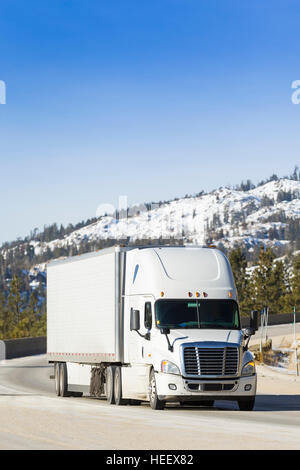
[{"xmin": 196, "ymin": 300, "xmax": 201, "ymax": 328}]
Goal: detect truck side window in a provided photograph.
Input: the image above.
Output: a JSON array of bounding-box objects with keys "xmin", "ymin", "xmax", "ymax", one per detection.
[{"xmin": 144, "ymin": 302, "xmax": 152, "ymax": 330}]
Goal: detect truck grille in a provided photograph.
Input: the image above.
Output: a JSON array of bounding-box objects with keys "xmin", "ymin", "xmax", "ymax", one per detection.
[{"xmin": 183, "ymin": 345, "xmax": 239, "ymax": 377}]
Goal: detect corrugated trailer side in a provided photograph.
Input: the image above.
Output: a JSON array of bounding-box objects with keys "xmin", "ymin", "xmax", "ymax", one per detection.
[{"xmin": 47, "ymin": 247, "xmax": 121, "ymax": 364}]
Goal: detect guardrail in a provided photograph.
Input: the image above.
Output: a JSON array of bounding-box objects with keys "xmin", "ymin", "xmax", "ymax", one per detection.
[
  {"xmin": 0, "ymin": 336, "xmax": 46, "ymax": 360},
  {"xmin": 241, "ymin": 312, "xmax": 300, "ymax": 328}
]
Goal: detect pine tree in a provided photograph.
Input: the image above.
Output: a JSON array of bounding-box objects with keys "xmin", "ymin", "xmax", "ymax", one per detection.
[
  {"xmin": 290, "ymin": 254, "xmax": 300, "ymax": 311},
  {"xmin": 268, "ymin": 260, "xmax": 287, "ymax": 313},
  {"xmin": 229, "ymin": 247, "xmax": 252, "ymax": 315},
  {"xmin": 7, "ymin": 276, "xmax": 23, "ymax": 329},
  {"xmin": 251, "ymin": 246, "xmax": 276, "ymax": 312},
  {"xmin": 0, "ymin": 291, "xmax": 6, "ymax": 338}
]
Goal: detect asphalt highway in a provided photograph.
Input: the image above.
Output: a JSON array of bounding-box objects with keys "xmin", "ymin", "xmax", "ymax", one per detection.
[{"xmin": 0, "ymin": 354, "xmax": 299, "ymax": 450}]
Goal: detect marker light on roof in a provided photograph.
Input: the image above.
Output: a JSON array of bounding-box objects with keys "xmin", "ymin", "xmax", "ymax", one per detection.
[
  {"xmin": 195, "ymin": 292, "xmax": 200, "ymax": 298},
  {"xmin": 188, "ymin": 292, "xmax": 193, "ymax": 297},
  {"xmin": 203, "ymin": 292, "xmax": 208, "ymax": 298},
  {"xmin": 161, "ymin": 291, "xmax": 164, "ymax": 297}
]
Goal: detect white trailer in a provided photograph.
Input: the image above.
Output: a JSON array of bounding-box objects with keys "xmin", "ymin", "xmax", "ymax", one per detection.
[{"xmin": 47, "ymin": 245, "xmax": 258, "ymax": 410}]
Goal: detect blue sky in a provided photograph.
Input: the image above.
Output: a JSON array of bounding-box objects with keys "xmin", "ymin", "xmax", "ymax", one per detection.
[{"xmin": 0, "ymin": 0, "xmax": 300, "ymax": 243}]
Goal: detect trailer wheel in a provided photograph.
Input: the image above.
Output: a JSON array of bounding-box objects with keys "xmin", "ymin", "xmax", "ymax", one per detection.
[
  {"xmin": 106, "ymin": 366, "xmax": 115, "ymax": 405},
  {"xmin": 54, "ymin": 363, "xmax": 60, "ymax": 396},
  {"xmin": 237, "ymin": 397, "xmax": 255, "ymax": 411},
  {"xmin": 149, "ymin": 369, "xmax": 165, "ymax": 410},
  {"xmin": 114, "ymin": 367, "xmax": 128, "ymax": 406},
  {"xmin": 59, "ymin": 362, "xmax": 68, "ymax": 397}
]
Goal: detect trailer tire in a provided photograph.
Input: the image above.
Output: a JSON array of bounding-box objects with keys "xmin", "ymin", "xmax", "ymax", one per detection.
[
  {"xmin": 114, "ymin": 367, "xmax": 128, "ymax": 406},
  {"xmin": 237, "ymin": 397, "xmax": 255, "ymax": 411},
  {"xmin": 149, "ymin": 369, "xmax": 165, "ymax": 410},
  {"xmin": 106, "ymin": 366, "xmax": 115, "ymax": 405},
  {"xmin": 59, "ymin": 362, "xmax": 68, "ymax": 397},
  {"xmin": 54, "ymin": 363, "xmax": 60, "ymax": 396}
]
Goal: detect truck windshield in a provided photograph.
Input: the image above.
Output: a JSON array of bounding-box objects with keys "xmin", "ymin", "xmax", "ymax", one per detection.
[{"xmin": 155, "ymin": 299, "xmax": 240, "ymax": 330}]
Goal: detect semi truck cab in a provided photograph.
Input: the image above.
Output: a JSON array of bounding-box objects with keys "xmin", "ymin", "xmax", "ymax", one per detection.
[{"xmin": 122, "ymin": 247, "xmax": 258, "ymax": 410}]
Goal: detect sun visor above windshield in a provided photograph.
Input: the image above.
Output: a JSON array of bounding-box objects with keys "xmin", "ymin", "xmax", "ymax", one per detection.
[
  {"xmin": 154, "ymin": 247, "xmax": 220, "ymax": 281},
  {"xmin": 125, "ymin": 246, "xmax": 236, "ymax": 300}
]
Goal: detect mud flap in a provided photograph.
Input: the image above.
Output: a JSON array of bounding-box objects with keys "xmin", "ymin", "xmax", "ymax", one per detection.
[{"xmin": 90, "ymin": 365, "xmax": 106, "ymax": 397}]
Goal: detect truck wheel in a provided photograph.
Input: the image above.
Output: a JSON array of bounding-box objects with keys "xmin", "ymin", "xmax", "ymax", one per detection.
[
  {"xmin": 149, "ymin": 369, "xmax": 165, "ymax": 410},
  {"xmin": 59, "ymin": 362, "xmax": 68, "ymax": 397},
  {"xmin": 106, "ymin": 366, "xmax": 115, "ymax": 405},
  {"xmin": 114, "ymin": 367, "xmax": 128, "ymax": 406},
  {"xmin": 238, "ymin": 397, "xmax": 255, "ymax": 411},
  {"xmin": 54, "ymin": 363, "xmax": 60, "ymax": 396}
]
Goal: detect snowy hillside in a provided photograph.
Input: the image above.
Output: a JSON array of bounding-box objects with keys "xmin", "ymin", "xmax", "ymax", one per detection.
[{"xmin": 26, "ymin": 178, "xmax": 300, "ymax": 257}]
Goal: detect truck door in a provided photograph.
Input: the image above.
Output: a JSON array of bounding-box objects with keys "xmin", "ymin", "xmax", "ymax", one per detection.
[
  {"xmin": 142, "ymin": 297, "xmax": 154, "ymax": 363},
  {"xmin": 127, "ymin": 296, "xmax": 154, "ymax": 364}
]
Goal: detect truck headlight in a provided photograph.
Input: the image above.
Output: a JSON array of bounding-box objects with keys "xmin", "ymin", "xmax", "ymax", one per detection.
[
  {"xmin": 161, "ymin": 360, "xmax": 180, "ymax": 375},
  {"xmin": 241, "ymin": 361, "xmax": 256, "ymax": 377}
]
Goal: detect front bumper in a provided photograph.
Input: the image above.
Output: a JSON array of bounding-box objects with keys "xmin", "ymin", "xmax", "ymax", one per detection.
[{"xmin": 156, "ymin": 372, "xmax": 257, "ymax": 402}]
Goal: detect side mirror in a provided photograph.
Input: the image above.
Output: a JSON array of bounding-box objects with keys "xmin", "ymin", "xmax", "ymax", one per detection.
[
  {"xmin": 242, "ymin": 327, "xmax": 255, "ymax": 338},
  {"xmin": 130, "ymin": 309, "xmax": 140, "ymax": 331},
  {"xmin": 250, "ymin": 310, "xmax": 259, "ymax": 332},
  {"xmin": 160, "ymin": 327, "xmax": 170, "ymax": 335}
]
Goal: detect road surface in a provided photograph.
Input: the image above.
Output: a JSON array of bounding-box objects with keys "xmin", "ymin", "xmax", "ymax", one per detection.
[{"xmin": 0, "ymin": 354, "xmax": 299, "ymax": 450}]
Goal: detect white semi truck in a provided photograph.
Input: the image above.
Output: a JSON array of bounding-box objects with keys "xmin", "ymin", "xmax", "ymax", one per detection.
[{"xmin": 47, "ymin": 245, "xmax": 258, "ymax": 410}]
